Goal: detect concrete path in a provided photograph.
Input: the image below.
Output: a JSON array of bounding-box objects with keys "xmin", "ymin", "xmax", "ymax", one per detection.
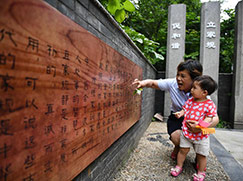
[{"xmin": 210, "ymin": 128, "xmax": 243, "ymax": 181}]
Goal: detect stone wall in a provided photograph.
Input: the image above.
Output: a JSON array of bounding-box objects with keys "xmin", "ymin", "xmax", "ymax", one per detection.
[
  {"xmin": 218, "ymin": 73, "xmax": 233, "ymax": 124},
  {"xmin": 43, "ymin": 0, "xmax": 156, "ymax": 180}
]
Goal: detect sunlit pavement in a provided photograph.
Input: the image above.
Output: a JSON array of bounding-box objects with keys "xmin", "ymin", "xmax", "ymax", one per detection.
[{"xmin": 210, "ymin": 128, "xmax": 243, "ymax": 181}]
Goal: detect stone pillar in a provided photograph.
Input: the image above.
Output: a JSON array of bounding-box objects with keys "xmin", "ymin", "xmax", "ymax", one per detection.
[
  {"xmin": 164, "ymin": 4, "xmax": 186, "ymax": 118},
  {"xmin": 230, "ymin": 1, "xmax": 243, "ymax": 129},
  {"xmin": 199, "ymin": 2, "xmax": 220, "ymax": 106}
]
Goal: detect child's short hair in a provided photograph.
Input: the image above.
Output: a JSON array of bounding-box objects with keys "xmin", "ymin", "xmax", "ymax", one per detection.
[
  {"xmin": 177, "ymin": 59, "xmax": 203, "ymax": 80},
  {"xmin": 193, "ymin": 75, "xmax": 218, "ymax": 95}
]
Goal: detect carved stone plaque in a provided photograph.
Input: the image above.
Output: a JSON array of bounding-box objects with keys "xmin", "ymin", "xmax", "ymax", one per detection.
[{"xmin": 0, "ymin": 0, "xmax": 142, "ymax": 180}]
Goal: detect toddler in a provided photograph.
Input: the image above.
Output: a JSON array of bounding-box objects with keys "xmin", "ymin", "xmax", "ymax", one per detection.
[{"xmin": 170, "ymin": 75, "xmax": 218, "ymax": 181}]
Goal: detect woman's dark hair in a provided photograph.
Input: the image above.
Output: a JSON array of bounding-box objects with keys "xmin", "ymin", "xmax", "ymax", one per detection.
[
  {"xmin": 177, "ymin": 59, "xmax": 203, "ymax": 80},
  {"xmin": 194, "ymin": 75, "xmax": 218, "ymax": 95}
]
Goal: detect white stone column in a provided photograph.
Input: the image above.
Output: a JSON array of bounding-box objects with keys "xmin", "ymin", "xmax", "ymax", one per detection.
[
  {"xmin": 199, "ymin": 2, "xmax": 220, "ymax": 106},
  {"xmin": 230, "ymin": 1, "xmax": 243, "ymax": 129},
  {"xmin": 164, "ymin": 4, "xmax": 186, "ymax": 118}
]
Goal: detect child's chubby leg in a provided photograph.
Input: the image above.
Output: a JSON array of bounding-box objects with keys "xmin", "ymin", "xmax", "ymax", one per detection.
[
  {"xmin": 193, "ymin": 137, "xmax": 209, "ymax": 180},
  {"xmin": 196, "ymin": 153, "xmax": 207, "ymax": 172},
  {"xmin": 177, "ymin": 147, "xmax": 190, "ymax": 167},
  {"xmin": 177, "ymin": 131, "xmax": 192, "ymax": 167},
  {"xmin": 193, "ymin": 155, "xmax": 206, "ymax": 181},
  {"xmin": 194, "ymin": 137, "xmax": 210, "ymax": 172},
  {"xmin": 171, "ymin": 132, "xmax": 191, "ymax": 177},
  {"xmin": 170, "ymin": 147, "xmax": 190, "ymax": 177}
]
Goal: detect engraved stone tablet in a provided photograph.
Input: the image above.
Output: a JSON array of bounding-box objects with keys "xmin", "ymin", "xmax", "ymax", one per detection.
[{"xmin": 0, "ymin": 0, "xmax": 142, "ymax": 180}]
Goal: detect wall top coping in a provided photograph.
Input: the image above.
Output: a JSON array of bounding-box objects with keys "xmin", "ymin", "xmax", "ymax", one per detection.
[{"xmin": 91, "ymin": 0, "xmax": 157, "ymax": 72}]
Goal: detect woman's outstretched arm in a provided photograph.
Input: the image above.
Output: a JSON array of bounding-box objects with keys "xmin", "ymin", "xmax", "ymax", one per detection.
[{"xmin": 132, "ymin": 79, "xmax": 160, "ymax": 89}]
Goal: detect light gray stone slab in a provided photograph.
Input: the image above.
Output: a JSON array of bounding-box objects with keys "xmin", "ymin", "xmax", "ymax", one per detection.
[
  {"xmin": 164, "ymin": 4, "xmax": 186, "ymax": 117},
  {"xmin": 200, "ymin": 2, "xmax": 220, "ymax": 106},
  {"xmin": 230, "ymin": 1, "xmax": 243, "ymax": 129}
]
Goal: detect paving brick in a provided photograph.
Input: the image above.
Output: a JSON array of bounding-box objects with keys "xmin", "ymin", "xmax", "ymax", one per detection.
[
  {"xmin": 57, "ymin": 1, "xmax": 75, "ymax": 20},
  {"xmin": 59, "ymin": 0, "xmax": 74, "ymax": 10}
]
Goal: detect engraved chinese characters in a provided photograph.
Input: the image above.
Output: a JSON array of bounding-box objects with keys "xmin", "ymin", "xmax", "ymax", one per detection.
[
  {"xmin": 171, "ymin": 23, "xmax": 182, "ymax": 49},
  {"xmin": 0, "ymin": 0, "xmax": 142, "ymax": 180},
  {"xmin": 206, "ymin": 21, "xmax": 217, "ymax": 49}
]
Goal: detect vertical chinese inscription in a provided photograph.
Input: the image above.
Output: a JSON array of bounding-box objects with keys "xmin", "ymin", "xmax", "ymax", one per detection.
[
  {"xmin": 171, "ymin": 22, "xmax": 181, "ymax": 49},
  {"xmin": 205, "ymin": 21, "xmax": 217, "ymax": 49},
  {"xmin": 0, "ymin": 0, "xmax": 142, "ymax": 180}
]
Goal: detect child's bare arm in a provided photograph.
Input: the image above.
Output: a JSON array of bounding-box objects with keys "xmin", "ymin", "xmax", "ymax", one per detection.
[
  {"xmin": 204, "ymin": 116, "xmax": 213, "ymax": 123},
  {"xmin": 200, "ymin": 116, "xmax": 215, "ymax": 128},
  {"xmin": 173, "ymin": 110, "xmax": 185, "ymax": 119},
  {"xmin": 209, "ymin": 115, "xmax": 219, "ymax": 127}
]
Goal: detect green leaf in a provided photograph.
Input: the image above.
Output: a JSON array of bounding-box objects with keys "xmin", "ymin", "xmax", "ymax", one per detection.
[
  {"xmin": 107, "ymin": 0, "xmax": 120, "ymax": 15},
  {"xmin": 115, "ymin": 9, "xmax": 126, "ymax": 23},
  {"xmin": 133, "ymin": 88, "xmax": 143, "ymax": 95},
  {"xmin": 123, "ymin": 0, "xmax": 135, "ymax": 12},
  {"xmin": 135, "ymin": 38, "xmax": 143, "ymax": 44},
  {"xmin": 154, "ymin": 51, "xmax": 164, "ymax": 60}
]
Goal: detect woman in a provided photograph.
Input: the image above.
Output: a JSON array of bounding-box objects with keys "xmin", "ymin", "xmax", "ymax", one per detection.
[{"xmin": 133, "ymin": 59, "xmax": 219, "ymax": 160}]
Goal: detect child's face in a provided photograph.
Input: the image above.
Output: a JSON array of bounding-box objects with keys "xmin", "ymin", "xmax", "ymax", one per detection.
[{"xmin": 190, "ymin": 81, "xmax": 207, "ymax": 100}]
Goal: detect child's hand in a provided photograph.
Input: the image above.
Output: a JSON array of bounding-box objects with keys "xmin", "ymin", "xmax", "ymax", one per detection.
[
  {"xmin": 173, "ymin": 111, "xmax": 183, "ymax": 118},
  {"xmin": 186, "ymin": 120, "xmax": 201, "ymax": 133}
]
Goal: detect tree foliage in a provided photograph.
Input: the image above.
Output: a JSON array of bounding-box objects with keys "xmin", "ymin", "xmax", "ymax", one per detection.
[
  {"xmin": 100, "ymin": 0, "xmax": 135, "ymax": 23},
  {"xmin": 99, "ymin": 0, "xmax": 235, "ymax": 72},
  {"xmin": 123, "ymin": 0, "xmax": 202, "ymax": 70},
  {"xmin": 220, "ymin": 9, "xmax": 235, "ymax": 73},
  {"xmin": 121, "ymin": 25, "xmax": 164, "ymax": 65},
  {"xmin": 99, "ymin": 0, "xmax": 164, "ymax": 65}
]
